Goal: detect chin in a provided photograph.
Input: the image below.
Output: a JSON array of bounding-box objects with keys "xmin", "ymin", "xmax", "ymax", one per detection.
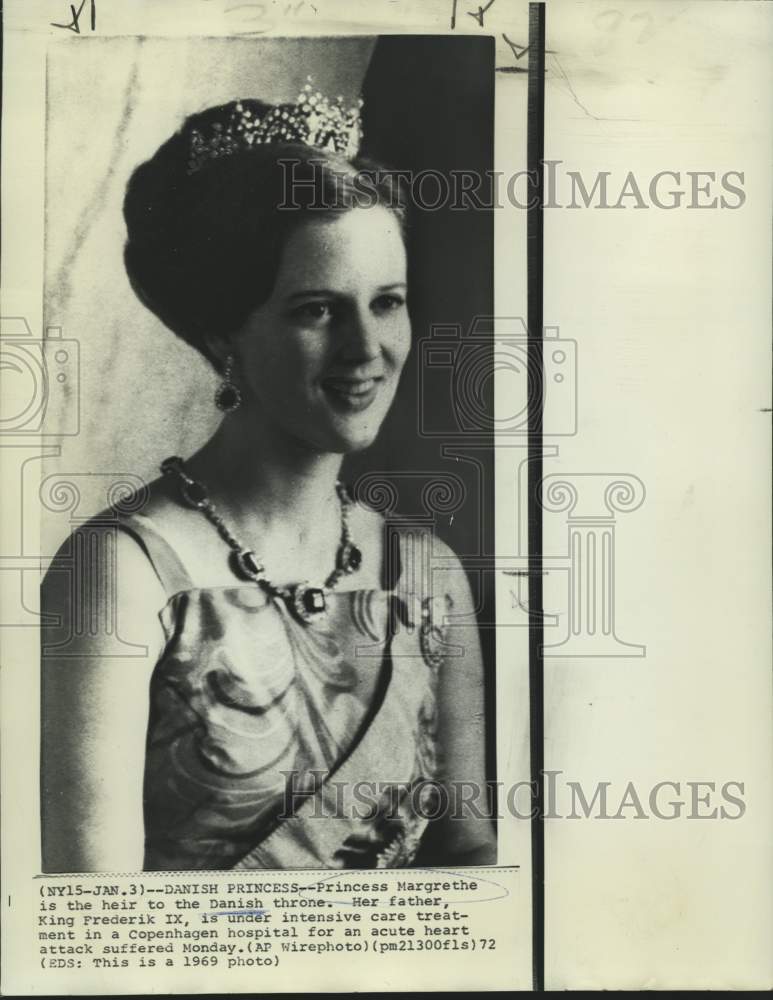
[
  {"xmin": 342, "ymin": 435, "xmax": 379, "ymax": 454},
  {"xmin": 323, "ymin": 429, "xmax": 381, "ymax": 455},
  {"xmin": 303, "ymin": 418, "xmax": 383, "ymax": 455},
  {"xmin": 298, "ymin": 403, "xmax": 389, "ymax": 454}
]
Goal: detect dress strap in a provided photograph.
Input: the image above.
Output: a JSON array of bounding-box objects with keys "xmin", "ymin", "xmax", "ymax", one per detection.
[{"xmin": 114, "ymin": 512, "xmax": 194, "ymax": 599}]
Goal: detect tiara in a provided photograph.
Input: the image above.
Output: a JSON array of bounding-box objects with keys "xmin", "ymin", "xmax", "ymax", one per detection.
[{"xmin": 187, "ymin": 77, "xmax": 364, "ymax": 175}]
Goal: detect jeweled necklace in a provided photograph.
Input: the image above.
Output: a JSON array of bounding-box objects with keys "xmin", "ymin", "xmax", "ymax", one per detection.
[{"xmin": 160, "ymin": 456, "xmax": 362, "ymax": 624}]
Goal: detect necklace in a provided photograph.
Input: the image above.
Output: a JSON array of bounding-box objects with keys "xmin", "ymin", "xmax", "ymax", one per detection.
[{"xmin": 160, "ymin": 455, "xmax": 362, "ymax": 623}]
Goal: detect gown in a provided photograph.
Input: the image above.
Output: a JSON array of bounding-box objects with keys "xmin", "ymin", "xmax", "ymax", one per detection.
[{"xmin": 112, "ymin": 508, "xmax": 453, "ymax": 871}]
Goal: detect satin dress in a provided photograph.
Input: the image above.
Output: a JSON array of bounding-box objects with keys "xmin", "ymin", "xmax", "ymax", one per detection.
[{"xmin": 113, "ymin": 509, "xmax": 453, "ymax": 871}]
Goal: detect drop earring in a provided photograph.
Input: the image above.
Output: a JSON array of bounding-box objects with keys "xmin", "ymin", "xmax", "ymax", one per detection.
[{"xmin": 214, "ymin": 354, "xmax": 242, "ymax": 412}]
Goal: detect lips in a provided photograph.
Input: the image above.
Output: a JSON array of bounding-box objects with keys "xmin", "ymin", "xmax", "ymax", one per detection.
[{"xmin": 321, "ymin": 375, "xmax": 383, "ymax": 412}]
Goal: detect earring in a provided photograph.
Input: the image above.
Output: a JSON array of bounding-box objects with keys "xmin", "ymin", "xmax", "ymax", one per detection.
[{"xmin": 214, "ymin": 354, "xmax": 242, "ymax": 412}]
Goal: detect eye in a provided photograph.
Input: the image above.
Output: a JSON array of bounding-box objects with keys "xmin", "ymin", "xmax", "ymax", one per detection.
[
  {"xmin": 372, "ymin": 293, "xmax": 406, "ymax": 315},
  {"xmin": 292, "ymin": 301, "xmax": 333, "ymax": 322}
]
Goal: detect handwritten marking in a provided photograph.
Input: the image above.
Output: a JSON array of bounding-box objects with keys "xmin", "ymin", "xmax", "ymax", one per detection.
[
  {"xmin": 467, "ymin": 0, "xmax": 497, "ymax": 29},
  {"xmin": 496, "ymin": 34, "xmax": 557, "ymax": 74},
  {"xmin": 450, "ymin": 0, "xmax": 497, "ymax": 29},
  {"xmin": 51, "ymin": 0, "xmax": 96, "ymax": 33},
  {"xmin": 225, "ymin": 1, "xmax": 270, "ymax": 35}
]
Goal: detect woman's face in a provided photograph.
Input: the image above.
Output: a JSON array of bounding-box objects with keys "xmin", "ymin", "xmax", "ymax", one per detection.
[{"xmin": 227, "ymin": 206, "xmax": 411, "ymax": 454}]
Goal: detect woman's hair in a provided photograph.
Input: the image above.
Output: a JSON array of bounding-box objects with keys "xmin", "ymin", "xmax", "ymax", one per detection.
[{"xmin": 123, "ymin": 99, "xmax": 408, "ymax": 372}]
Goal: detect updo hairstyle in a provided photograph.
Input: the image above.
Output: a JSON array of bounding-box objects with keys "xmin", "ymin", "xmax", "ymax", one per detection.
[{"xmin": 123, "ymin": 99, "xmax": 408, "ymax": 372}]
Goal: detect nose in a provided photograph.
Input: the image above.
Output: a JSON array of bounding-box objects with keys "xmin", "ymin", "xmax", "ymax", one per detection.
[{"xmin": 338, "ymin": 307, "xmax": 381, "ymax": 364}]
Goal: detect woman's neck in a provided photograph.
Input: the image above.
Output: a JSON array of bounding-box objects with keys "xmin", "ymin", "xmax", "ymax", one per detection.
[{"xmin": 181, "ymin": 411, "xmax": 344, "ymax": 541}]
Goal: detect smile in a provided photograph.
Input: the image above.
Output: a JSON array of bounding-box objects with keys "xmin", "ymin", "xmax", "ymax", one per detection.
[{"xmin": 322, "ymin": 376, "xmax": 383, "ymax": 412}]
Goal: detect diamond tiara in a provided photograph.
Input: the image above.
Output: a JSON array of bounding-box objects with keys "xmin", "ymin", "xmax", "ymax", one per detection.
[{"xmin": 187, "ymin": 77, "xmax": 364, "ymax": 175}]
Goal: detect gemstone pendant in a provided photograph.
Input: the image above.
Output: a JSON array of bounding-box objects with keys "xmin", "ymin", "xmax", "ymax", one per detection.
[
  {"xmin": 180, "ymin": 479, "xmax": 208, "ymax": 509},
  {"xmin": 232, "ymin": 548, "xmax": 265, "ymax": 582},
  {"xmin": 290, "ymin": 583, "xmax": 327, "ymax": 623}
]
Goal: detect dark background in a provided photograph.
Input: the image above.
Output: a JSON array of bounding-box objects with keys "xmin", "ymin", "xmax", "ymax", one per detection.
[{"xmin": 344, "ymin": 36, "xmax": 497, "ymax": 797}]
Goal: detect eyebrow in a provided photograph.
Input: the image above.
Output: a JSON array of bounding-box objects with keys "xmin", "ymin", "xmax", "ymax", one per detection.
[{"xmin": 284, "ymin": 282, "xmax": 407, "ymax": 302}]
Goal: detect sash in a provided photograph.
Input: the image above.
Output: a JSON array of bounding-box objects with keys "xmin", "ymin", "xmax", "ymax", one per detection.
[{"xmin": 231, "ymin": 600, "xmax": 441, "ymax": 870}]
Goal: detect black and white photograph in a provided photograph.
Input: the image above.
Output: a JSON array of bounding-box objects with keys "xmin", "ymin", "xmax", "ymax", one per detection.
[
  {"xmin": 1, "ymin": 0, "xmax": 771, "ymax": 993},
  {"xmin": 38, "ymin": 34, "xmax": 501, "ymax": 874}
]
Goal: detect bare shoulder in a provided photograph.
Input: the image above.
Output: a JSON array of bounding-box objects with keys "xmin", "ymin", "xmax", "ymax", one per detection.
[
  {"xmin": 40, "ymin": 505, "xmax": 166, "ymax": 872},
  {"xmin": 349, "ymin": 500, "xmax": 385, "ymax": 544},
  {"xmin": 120, "ymin": 467, "xmax": 190, "ymax": 530},
  {"xmin": 41, "ymin": 504, "xmax": 170, "ymax": 663},
  {"xmin": 116, "ymin": 470, "xmax": 234, "ymax": 587},
  {"xmin": 346, "ymin": 506, "xmax": 476, "ymax": 615},
  {"xmin": 385, "ymin": 523, "xmax": 472, "ymax": 604}
]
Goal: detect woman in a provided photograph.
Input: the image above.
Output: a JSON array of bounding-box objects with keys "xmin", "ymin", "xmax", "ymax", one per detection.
[{"xmin": 41, "ymin": 84, "xmax": 495, "ymax": 872}]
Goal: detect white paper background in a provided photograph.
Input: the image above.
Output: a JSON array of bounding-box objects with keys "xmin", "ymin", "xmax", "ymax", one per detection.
[
  {"xmin": 1, "ymin": 0, "xmax": 771, "ymax": 992},
  {"xmin": 542, "ymin": 0, "xmax": 772, "ymax": 989}
]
